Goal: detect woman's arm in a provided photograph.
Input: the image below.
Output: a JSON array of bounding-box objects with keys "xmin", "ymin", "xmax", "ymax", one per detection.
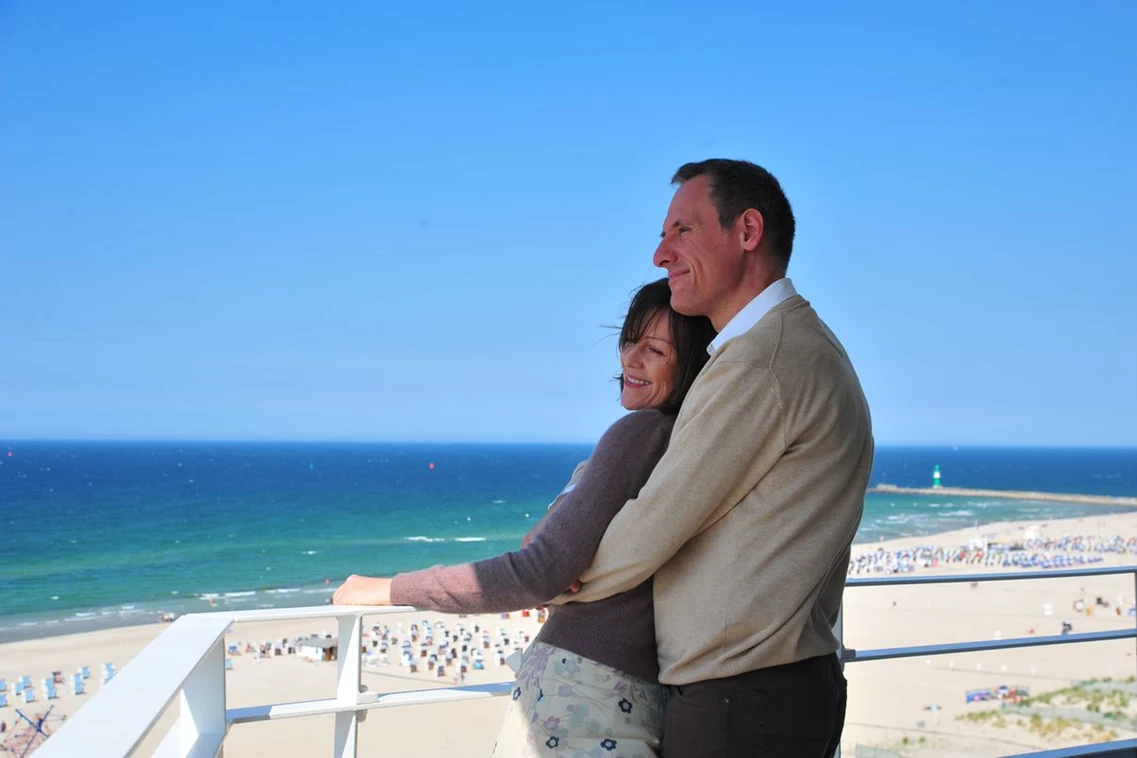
[
  {"xmin": 521, "ymin": 460, "xmax": 588, "ymax": 548},
  {"xmin": 334, "ymin": 411, "xmax": 673, "ymax": 613}
]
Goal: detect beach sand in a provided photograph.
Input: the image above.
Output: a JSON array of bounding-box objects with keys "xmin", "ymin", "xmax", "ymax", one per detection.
[{"xmin": 3, "ymin": 511, "xmax": 1136, "ymax": 757}]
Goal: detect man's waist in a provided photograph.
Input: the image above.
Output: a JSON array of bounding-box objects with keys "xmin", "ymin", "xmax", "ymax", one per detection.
[{"xmin": 668, "ymin": 652, "xmax": 842, "ymax": 695}]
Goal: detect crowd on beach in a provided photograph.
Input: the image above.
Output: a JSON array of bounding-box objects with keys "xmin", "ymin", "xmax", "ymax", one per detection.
[
  {"xmin": 360, "ymin": 614, "xmax": 544, "ymax": 684},
  {"xmin": 222, "ymin": 611, "xmax": 547, "ymax": 687},
  {"xmin": 848, "ymin": 533, "xmax": 1136, "ymax": 576}
]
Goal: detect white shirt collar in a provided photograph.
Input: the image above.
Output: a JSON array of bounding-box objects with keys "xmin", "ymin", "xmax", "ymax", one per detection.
[{"xmin": 708, "ymin": 277, "xmax": 798, "ymax": 354}]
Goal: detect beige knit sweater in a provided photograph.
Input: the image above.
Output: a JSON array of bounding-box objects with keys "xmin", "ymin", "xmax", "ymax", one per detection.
[{"xmin": 557, "ymin": 294, "xmax": 874, "ymax": 685}]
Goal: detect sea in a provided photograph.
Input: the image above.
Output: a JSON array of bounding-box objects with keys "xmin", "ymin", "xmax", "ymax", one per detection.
[{"xmin": 1, "ymin": 442, "xmax": 1135, "ymax": 643}]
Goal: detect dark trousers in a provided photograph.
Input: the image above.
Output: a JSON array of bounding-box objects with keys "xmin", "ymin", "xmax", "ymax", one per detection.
[{"xmin": 662, "ymin": 653, "xmax": 846, "ymax": 758}]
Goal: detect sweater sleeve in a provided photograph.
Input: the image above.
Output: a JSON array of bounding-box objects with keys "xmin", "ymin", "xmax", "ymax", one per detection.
[
  {"xmin": 520, "ymin": 459, "xmax": 589, "ymax": 547},
  {"xmin": 556, "ymin": 356, "xmax": 787, "ymax": 604},
  {"xmin": 389, "ymin": 411, "xmax": 673, "ymax": 613}
]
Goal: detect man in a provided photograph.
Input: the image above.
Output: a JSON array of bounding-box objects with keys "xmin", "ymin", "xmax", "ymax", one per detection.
[{"xmin": 557, "ymin": 159, "xmax": 874, "ymax": 757}]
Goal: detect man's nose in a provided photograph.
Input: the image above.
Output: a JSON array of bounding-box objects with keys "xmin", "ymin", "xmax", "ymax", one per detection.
[{"xmin": 653, "ymin": 238, "xmax": 673, "ymax": 269}]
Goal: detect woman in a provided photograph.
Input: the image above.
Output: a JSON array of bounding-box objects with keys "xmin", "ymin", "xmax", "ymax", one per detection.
[{"xmin": 333, "ymin": 278, "xmax": 715, "ymax": 756}]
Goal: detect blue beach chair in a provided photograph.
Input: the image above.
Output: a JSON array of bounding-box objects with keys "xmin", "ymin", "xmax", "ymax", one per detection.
[
  {"xmin": 43, "ymin": 678, "xmax": 58, "ymax": 699},
  {"xmin": 0, "ymin": 691, "xmax": 7, "ymax": 708},
  {"xmin": 22, "ymin": 686, "xmax": 35, "ymax": 704},
  {"xmin": 225, "ymin": 658, "xmax": 234, "ymax": 671},
  {"xmin": 79, "ymin": 665, "xmax": 90, "ymax": 680},
  {"xmin": 72, "ymin": 674, "xmax": 85, "ymax": 695}
]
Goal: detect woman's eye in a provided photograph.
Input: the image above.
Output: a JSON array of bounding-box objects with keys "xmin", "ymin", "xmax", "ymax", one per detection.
[{"xmin": 649, "ymin": 347, "xmax": 665, "ymax": 356}]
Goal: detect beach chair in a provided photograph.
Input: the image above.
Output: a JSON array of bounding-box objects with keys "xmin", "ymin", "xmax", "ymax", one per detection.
[
  {"xmin": 72, "ymin": 674, "xmax": 85, "ymax": 696},
  {"xmin": 22, "ymin": 686, "xmax": 35, "ymax": 704},
  {"xmin": 0, "ymin": 691, "xmax": 7, "ymax": 708},
  {"xmin": 225, "ymin": 658, "xmax": 234, "ymax": 671},
  {"xmin": 43, "ymin": 679, "xmax": 58, "ymax": 699},
  {"xmin": 79, "ymin": 665, "xmax": 90, "ymax": 680}
]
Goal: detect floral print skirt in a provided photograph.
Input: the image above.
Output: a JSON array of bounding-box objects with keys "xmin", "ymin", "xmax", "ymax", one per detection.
[{"xmin": 491, "ymin": 641, "xmax": 665, "ymax": 758}]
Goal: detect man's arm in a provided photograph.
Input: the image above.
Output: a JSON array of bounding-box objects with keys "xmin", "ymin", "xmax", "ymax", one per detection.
[
  {"xmin": 556, "ymin": 357, "xmax": 786, "ymax": 603},
  {"xmin": 389, "ymin": 412, "xmax": 671, "ymax": 613}
]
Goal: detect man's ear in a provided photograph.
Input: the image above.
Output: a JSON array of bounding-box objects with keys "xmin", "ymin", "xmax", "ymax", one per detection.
[{"xmin": 738, "ymin": 208, "xmax": 765, "ymax": 252}]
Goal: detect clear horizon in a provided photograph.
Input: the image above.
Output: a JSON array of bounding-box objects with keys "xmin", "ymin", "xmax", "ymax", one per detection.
[{"xmin": 5, "ymin": 438, "xmax": 1136, "ymax": 450}]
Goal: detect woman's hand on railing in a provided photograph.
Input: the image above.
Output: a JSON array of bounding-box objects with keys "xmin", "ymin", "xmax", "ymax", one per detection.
[{"xmin": 332, "ymin": 575, "xmax": 393, "ymax": 606}]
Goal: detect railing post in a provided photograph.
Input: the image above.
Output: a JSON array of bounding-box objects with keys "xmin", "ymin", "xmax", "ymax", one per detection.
[
  {"xmin": 334, "ymin": 613, "xmax": 364, "ymax": 758},
  {"xmin": 178, "ymin": 636, "xmax": 228, "ymax": 756}
]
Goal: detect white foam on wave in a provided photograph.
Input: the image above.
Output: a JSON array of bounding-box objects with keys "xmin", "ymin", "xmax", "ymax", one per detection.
[
  {"xmin": 302, "ymin": 550, "xmax": 318, "ymax": 555},
  {"xmin": 405, "ymin": 536, "xmax": 444, "ymax": 543},
  {"xmin": 223, "ymin": 591, "xmax": 256, "ymax": 598},
  {"xmin": 265, "ymin": 588, "xmax": 301, "ymax": 594},
  {"xmin": 454, "ymin": 537, "xmax": 486, "ymax": 543},
  {"xmin": 945, "ymin": 510, "xmax": 975, "ymax": 517}
]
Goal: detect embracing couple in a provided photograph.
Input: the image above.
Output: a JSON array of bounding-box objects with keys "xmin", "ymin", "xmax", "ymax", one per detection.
[{"xmin": 335, "ymin": 158, "xmax": 875, "ymax": 758}]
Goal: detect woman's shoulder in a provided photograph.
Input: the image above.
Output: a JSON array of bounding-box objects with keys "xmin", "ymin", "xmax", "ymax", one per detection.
[{"xmin": 601, "ymin": 409, "xmax": 676, "ymax": 442}]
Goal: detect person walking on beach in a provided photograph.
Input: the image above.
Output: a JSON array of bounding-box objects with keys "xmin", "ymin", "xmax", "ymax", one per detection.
[
  {"xmin": 333, "ymin": 278, "xmax": 716, "ymax": 756},
  {"xmin": 556, "ymin": 159, "xmax": 875, "ymax": 757}
]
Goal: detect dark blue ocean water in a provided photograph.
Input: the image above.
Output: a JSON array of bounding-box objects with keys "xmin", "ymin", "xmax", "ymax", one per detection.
[{"xmin": 1, "ymin": 442, "xmax": 1134, "ymax": 642}]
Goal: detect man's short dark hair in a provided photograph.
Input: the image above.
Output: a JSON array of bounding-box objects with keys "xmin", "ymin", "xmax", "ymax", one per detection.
[{"xmin": 672, "ymin": 159, "xmax": 796, "ymax": 272}]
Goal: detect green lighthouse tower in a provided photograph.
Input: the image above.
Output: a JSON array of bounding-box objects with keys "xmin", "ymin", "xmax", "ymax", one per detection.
[{"xmin": 932, "ymin": 464, "xmax": 942, "ymax": 489}]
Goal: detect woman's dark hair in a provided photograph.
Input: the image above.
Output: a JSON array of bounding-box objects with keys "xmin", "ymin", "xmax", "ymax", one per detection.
[{"xmin": 617, "ymin": 278, "xmax": 717, "ymax": 415}]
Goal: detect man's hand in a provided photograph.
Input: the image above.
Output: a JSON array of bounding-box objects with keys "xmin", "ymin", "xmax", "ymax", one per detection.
[{"xmin": 332, "ymin": 574, "xmax": 394, "ymax": 606}]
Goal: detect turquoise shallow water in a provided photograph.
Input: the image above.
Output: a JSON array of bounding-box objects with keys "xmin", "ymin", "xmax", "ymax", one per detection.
[{"xmin": 1, "ymin": 442, "xmax": 1134, "ymax": 642}]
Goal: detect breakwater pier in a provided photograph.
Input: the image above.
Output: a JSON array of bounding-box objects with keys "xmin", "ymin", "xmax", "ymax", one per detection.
[{"xmin": 870, "ymin": 484, "xmax": 1137, "ymax": 507}]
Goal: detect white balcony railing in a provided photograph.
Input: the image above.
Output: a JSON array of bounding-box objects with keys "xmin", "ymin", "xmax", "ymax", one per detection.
[{"xmin": 35, "ymin": 566, "xmax": 1137, "ymax": 758}]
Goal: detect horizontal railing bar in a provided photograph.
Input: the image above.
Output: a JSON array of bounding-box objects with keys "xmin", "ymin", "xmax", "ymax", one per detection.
[
  {"xmin": 845, "ymin": 628, "xmax": 1136, "ymax": 663},
  {"xmin": 373, "ymin": 681, "xmax": 514, "ymax": 708},
  {"xmin": 35, "ymin": 614, "xmax": 233, "ymax": 758},
  {"xmin": 1004, "ymin": 737, "xmax": 1137, "ymax": 757},
  {"xmin": 229, "ymin": 697, "xmax": 362, "ymax": 724},
  {"xmin": 224, "ymin": 605, "xmax": 417, "ymax": 624},
  {"xmin": 848, "ymin": 565, "xmax": 1136, "ymax": 587},
  {"xmin": 228, "ymin": 683, "xmax": 514, "ymax": 724}
]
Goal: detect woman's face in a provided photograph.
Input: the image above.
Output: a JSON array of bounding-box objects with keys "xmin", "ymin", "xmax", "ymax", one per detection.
[{"xmin": 620, "ymin": 309, "xmax": 676, "ymax": 411}]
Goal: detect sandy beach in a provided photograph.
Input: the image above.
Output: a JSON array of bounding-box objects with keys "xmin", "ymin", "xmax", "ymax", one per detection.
[{"xmin": 3, "ymin": 511, "xmax": 1136, "ymax": 757}]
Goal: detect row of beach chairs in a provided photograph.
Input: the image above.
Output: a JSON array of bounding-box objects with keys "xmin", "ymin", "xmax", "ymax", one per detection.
[{"xmin": 0, "ymin": 664, "xmax": 115, "ymax": 707}]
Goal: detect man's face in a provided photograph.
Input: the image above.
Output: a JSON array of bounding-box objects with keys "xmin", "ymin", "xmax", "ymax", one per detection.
[{"xmin": 652, "ymin": 175, "xmax": 747, "ymax": 330}]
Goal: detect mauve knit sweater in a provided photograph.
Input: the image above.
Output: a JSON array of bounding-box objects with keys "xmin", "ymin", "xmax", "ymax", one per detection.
[{"xmin": 389, "ymin": 410, "xmax": 674, "ymax": 682}]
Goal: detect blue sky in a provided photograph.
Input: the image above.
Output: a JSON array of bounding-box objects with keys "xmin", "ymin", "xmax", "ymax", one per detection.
[{"xmin": 2, "ymin": 1, "xmax": 1134, "ymax": 445}]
